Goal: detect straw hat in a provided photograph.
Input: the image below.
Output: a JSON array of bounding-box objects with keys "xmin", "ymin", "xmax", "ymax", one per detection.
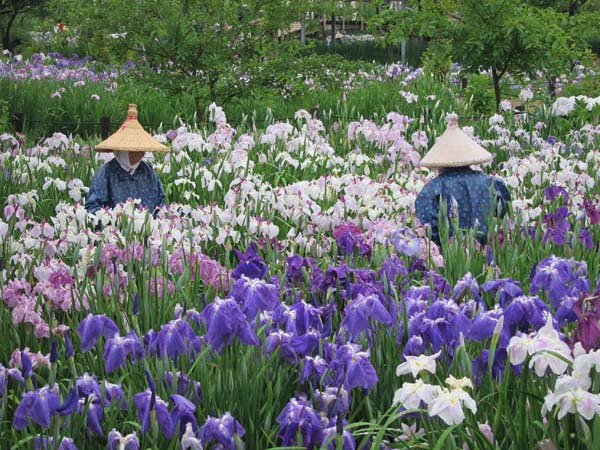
[
  {"xmin": 95, "ymin": 104, "xmax": 170, "ymax": 153},
  {"xmin": 420, "ymin": 114, "xmax": 492, "ymax": 168}
]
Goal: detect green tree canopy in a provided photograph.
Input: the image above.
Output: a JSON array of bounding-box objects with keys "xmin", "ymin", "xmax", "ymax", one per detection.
[{"xmin": 375, "ymin": 0, "xmax": 594, "ymax": 108}]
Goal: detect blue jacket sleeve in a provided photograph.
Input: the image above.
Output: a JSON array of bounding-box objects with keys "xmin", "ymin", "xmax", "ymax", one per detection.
[
  {"xmin": 492, "ymin": 178, "xmax": 511, "ymax": 218},
  {"xmin": 415, "ymin": 184, "xmax": 440, "ymax": 243},
  {"xmin": 85, "ymin": 165, "xmax": 109, "ymax": 214}
]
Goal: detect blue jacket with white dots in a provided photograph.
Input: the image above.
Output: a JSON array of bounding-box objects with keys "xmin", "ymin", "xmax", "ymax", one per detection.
[
  {"xmin": 415, "ymin": 167, "xmax": 511, "ymax": 244},
  {"xmin": 85, "ymin": 159, "xmax": 166, "ymax": 214}
]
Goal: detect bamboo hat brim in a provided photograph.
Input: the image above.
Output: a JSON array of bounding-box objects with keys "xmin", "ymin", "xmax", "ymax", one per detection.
[
  {"xmin": 420, "ymin": 115, "xmax": 492, "ymax": 168},
  {"xmin": 95, "ymin": 104, "xmax": 170, "ymax": 153}
]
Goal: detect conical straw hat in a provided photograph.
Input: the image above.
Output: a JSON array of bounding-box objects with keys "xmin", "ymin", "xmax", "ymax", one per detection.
[
  {"xmin": 420, "ymin": 114, "xmax": 492, "ymax": 168},
  {"xmin": 95, "ymin": 104, "xmax": 170, "ymax": 153}
]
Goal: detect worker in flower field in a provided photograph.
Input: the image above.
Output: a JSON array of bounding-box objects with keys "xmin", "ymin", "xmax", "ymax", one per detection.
[
  {"xmin": 415, "ymin": 114, "xmax": 510, "ymax": 245},
  {"xmin": 85, "ymin": 104, "xmax": 169, "ymax": 215}
]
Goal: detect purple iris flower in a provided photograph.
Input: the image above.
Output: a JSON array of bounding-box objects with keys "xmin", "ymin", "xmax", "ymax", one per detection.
[
  {"xmin": 33, "ymin": 437, "xmax": 78, "ymax": 450},
  {"xmin": 266, "ymin": 331, "xmax": 298, "ymax": 364},
  {"xmin": 314, "ymin": 386, "xmax": 351, "ymax": 417},
  {"xmin": 286, "ymin": 255, "xmax": 323, "ymax": 286},
  {"xmin": 78, "ymin": 395, "xmax": 104, "ymax": 435},
  {"xmin": 468, "ymin": 309, "xmax": 503, "ymax": 341},
  {"xmin": 300, "ymin": 355, "xmax": 328, "ymax": 383},
  {"xmin": 104, "ymin": 381, "xmax": 126, "ymax": 409},
  {"xmin": 108, "ymin": 429, "xmax": 140, "ymax": 450},
  {"xmin": 336, "ymin": 231, "xmax": 372, "ymax": 259},
  {"xmin": 573, "ymin": 293, "xmax": 600, "ymax": 351},
  {"xmin": 65, "ymin": 334, "xmax": 74, "ymax": 358},
  {"xmin": 151, "ymin": 319, "xmax": 201, "ymax": 359},
  {"xmin": 481, "ymin": 278, "xmax": 523, "ymax": 307},
  {"xmin": 544, "ymin": 185, "xmax": 569, "ymax": 203},
  {"xmin": 503, "ymin": 295, "xmax": 549, "ymax": 336},
  {"xmin": 231, "ymin": 243, "xmax": 268, "ymax": 280},
  {"xmin": 77, "ymin": 314, "xmax": 120, "ymax": 352},
  {"xmin": 170, "ymin": 394, "xmax": 198, "ymax": 436},
  {"xmin": 423, "ymin": 270, "xmax": 451, "ymax": 297},
  {"xmin": 0, "ymin": 363, "xmax": 23, "ymax": 396},
  {"xmin": 530, "ymin": 256, "xmax": 589, "ymax": 307},
  {"xmin": 162, "ymin": 372, "xmax": 202, "ymax": 403},
  {"xmin": 320, "ymin": 264, "xmax": 351, "ymax": 292},
  {"xmin": 291, "ymin": 330, "xmax": 321, "ymax": 355},
  {"xmin": 453, "ymin": 272, "xmax": 482, "ymax": 303},
  {"xmin": 341, "ymin": 293, "xmax": 393, "ymax": 339},
  {"xmin": 103, "ymin": 331, "xmax": 144, "ymax": 372},
  {"xmin": 378, "ymin": 256, "xmax": 408, "ymax": 288},
  {"xmin": 56, "ymin": 388, "xmax": 78, "ymax": 416},
  {"xmin": 134, "ymin": 389, "xmax": 173, "ymax": 438},
  {"xmin": 199, "ymin": 412, "xmax": 246, "ymax": 450},
  {"xmin": 402, "ymin": 335, "xmax": 426, "ymax": 356},
  {"xmin": 271, "ymin": 301, "xmax": 325, "ymax": 336},
  {"xmin": 329, "ymin": 344, "xmax": 378, "ymax": 390},
  {"xmin": 21, "ymin": 351, "xmax": 32, "ymax": 379},
  {"xmin": 583, "ymin": 198, "xmax": 600, "ymax": 225},
  {"xmin": 472, "ymin": 348, "xmax": 507, "ymax": 386},
  {"xmin": 405, "ymin": 286, "xmax": 434, "ymax": 303},
  {"xmin": 419, "ymin": 299, "xmax": 471, "ymax": 351},
  {"xmin": 322, "ymin": 425, "xmax": 356, "ymax": 450},
  {"xmin": 230, "ymin": 275, "xmax": 280, "ymax": 319},
  {"xmin": 389, "ymin": 226, "xmax": 421, "ymax": 257},
  {"xmin": 200, "ymin": 296, "xmax": 259, "ymax": 352},
  {"xmin": 542, "ymin": 206, "xmax": 570, "ymax": 246},
  {"xmin": 76, "ymin": 373, "xmax": 101, "ymax": 398},
  {"xmin": 13, "ymin": 385, "xmax": 61, "ymax": 429},
  {"xmin": 554, "ymin": 295, "xmax": 578, "ymax": 326},
  {"xmin": 579, "ymin": 228, "xmax": 594, "ymax": 249},
  {"xmin": 277, "ymin": 397, "xmax": 324, "ymax": 449}
]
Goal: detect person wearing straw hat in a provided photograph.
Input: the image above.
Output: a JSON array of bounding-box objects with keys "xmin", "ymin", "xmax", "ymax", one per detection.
[
  {"xmin": 85, "ymin": 104, "xmax": 170, "ymax": 215},
  {"xmin": 415, "ymin": 113, "xmax": 510, "ymax": 245}
]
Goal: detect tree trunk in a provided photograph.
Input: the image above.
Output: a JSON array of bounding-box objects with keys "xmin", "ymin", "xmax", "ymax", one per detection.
[
  {"xmin": 2, "ymin": 13, "xmax": 18, "ymax": 51},
  {"xmin": 491, "ymin": 66, "xmax": 502, "ymax": 111},
  {"xmin": 300, "ymin": 15, "xmax": 305, "ymax": 45},
  {"xmin": 194, "ymin": 95, "xmax": 205, "ymax": 125},
  {"xmin": 331, "ymin": 14, "xmax": 335, "ymax": 41},
  {"xmin": 569, "ymin": 1, "xmax": 576, "ymax": 16},
  {"xmin": 547, "ymin": 76, "xmax": 556, "ymax": 97}
]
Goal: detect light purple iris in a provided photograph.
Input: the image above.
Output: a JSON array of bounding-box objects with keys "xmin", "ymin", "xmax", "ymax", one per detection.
[
  {"xmin": 390, "ymin": 226, "xmax": 421, "ymax": 257},
  {"xmin": 199, "ymin": 296, "xmax": 259, "ymax": 352},
  {"xmin": 150, "ymin": 319, "xmax": 201, "ymax": 359},
  {"xmin": 230, "ymin": 275, "xmax": 280, "ymax": 319},
  {"xmin": 231, "ymin": 243, "xmax": 268, "ymax": 280},
  {"xmin": 13, "ymin": 385, "xmax": 61, "ymax": 429},
  {"xmin": 199, "ymin": 412, "xmax": 246, "ymax": 449},
  {"xmin": 134, "ymin": 389, "xmax": 173, "ymax": 438},
  {"xmin": 530, "ymin": 256, "xmax": 589, "ymax": 308},
  {"xmin": 277, "ymin": 396, "xmax": 324, "ymax": 448},
  {"xmin": 33, "ymin": 436, "xmax": 78, "ymax": 450},
  {"xmin": 103, "ymin": 331, "xmax": 144, "ymax": 372},
  {"xmin": 341, "ymin": 293, "xmax": 393, "ymax": 339},
  {"xmin": 329, "ymin": 343, "xmax": 378, "ymax": 390},
  {"xmin": 170, "ymin": 394, "xmax": 198, "ymax": 436},
  {"xmin": 77, "ymin": 314, "xmax": 120, "ymax": 352},
  {"xmin": 453, "ymin": 272, "xmax": 481, "ymax": 303}
]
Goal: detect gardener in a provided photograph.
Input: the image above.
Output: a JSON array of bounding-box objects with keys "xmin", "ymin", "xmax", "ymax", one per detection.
[
  {"xmin": 415, "ymin": 114, "xmax": 511, "ymax": 245},
  {"xmin": 85, "ymin": 104, "xmax": 169, "ymax": 215}
]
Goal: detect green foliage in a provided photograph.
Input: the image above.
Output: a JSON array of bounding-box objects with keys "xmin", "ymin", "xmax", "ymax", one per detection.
[
  {"xmin": 464, "ymin": 74, "xmax": 497, "ymax": 116},
  {"xmin": 421, "ymin": 39, "xmax": 452, "ymax": 80},
  {"xmin": 379, "ymin": 0, "xmax": 595, "ymax": 107}
]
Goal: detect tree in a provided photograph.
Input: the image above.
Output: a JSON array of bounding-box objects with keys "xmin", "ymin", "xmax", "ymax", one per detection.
[
  {"xmin": 0, "ymin": 0, "xmax": 45, "ymax": 50},
  {"xmin": 528, "ymin": 0, "xmax": 589, "ymax": 16},
  {"xmin": 376, "ymin": 0, "xmax": 591, "ymax": 108},
  {"xmin": 53, "ymin": 0, "xmax": 310, "ymax": 120}
]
